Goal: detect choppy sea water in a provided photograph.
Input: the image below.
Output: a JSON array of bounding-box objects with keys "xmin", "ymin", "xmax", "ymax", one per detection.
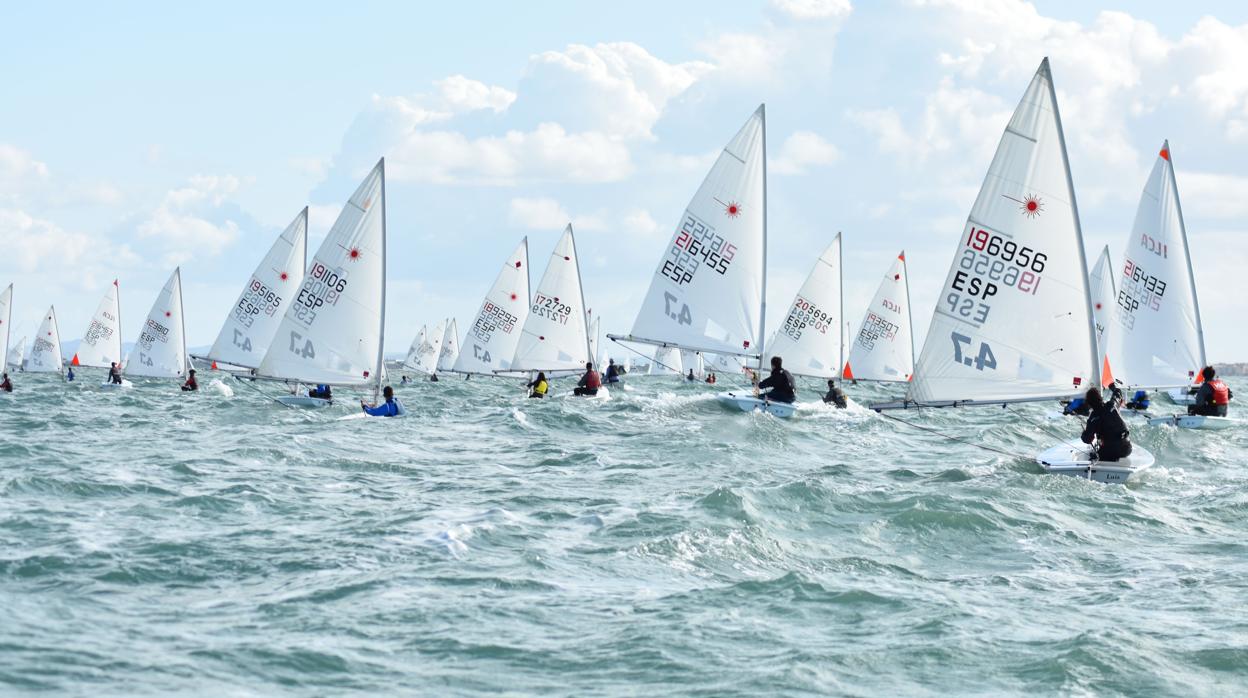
[{"xmin": 1, "ymin": 369, "xmax": 1246, "ymax": 696}]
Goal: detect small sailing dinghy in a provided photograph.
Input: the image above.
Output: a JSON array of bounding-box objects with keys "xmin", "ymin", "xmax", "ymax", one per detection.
[
  {"xmin": 451, "ymin": 238, "xmax": 531, "ymax": 376},
  {"xmin": 196, "ymin": 208, "xmax": 308, "ymax": 375},
  {"xmin": 123, "ymin": 268, "xmax": 191, "ymax": 386},
  {"xmin": 608, "ymin": 106, "xmax": 771, "ymax": 413},
  {"xmin": 0, "ymin": 284, "xmax": 11, "ymax": 376},
  {"xmin": 25, "ymin": 306, "xmax": 64, "ymax": 376},
  {"xmin": 1089, "ymin": 245, "xmax": 1115, "ymax": 380},
  {"xmin": 403, "ymin": 322, "xmax": 446, "ymax": 378},
  {"xmin": 254, "ymin": 159, "xmax": 393, "ymax": 411},
  {"xmin": 845, "ymin": 251, "xmax": 914, "ymax": 384},
  {"xmin": 437, "ymin": 318, "xmax": 460, "ymax": 373},
  {"xmin": 1105, "ymin": 142, "xmax": 1213, "ymax": 429},
  {"xmin": 71, "ymin": 280, "xmax": 128, "ymax": 386},
  {"xmin": 509, "ymin": 225, "xmax": 604, "ymax": 398},
  {"xmin": 871, "ymin": 58, "xmax": 1154, "ymax": 482},
  {"xmin": 648, "ymin": 346, "xmax": 683, "ymax": 376},
  {"xmin": 6, "ymin": 336, "xmax": 25, "ymax": 372}
]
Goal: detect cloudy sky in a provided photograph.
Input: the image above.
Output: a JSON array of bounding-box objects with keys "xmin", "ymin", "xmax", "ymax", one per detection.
[{"xmin": 3, "ymin": 0, "xmax": 1247, "ymax": 360}]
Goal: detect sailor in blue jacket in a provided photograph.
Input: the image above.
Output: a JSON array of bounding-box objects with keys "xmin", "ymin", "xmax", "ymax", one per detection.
[{"xmin": 361, "ymin": 385, "xmax": 403, "ymax": 417}]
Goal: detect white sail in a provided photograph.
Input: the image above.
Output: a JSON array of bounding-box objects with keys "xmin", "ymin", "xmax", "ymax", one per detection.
[
  {"xmin": 0, "ymin": 284, "xmax": 10, "ymax": 372},
  {"xmin": 510, "ymin": 225, "xmax": 593, "ymax": 372},
  {"xmin": 257, "ymin": 159, "xmax": 387, "ymax": 387},
  {"xmin": 1089, "ymin": 245, "xmax": 1115, "ymax": 382},
  {"xmin": 845, "ymin": 251, "xmax": 914, "ymax": 382},
  {"xmin": 26, "ymin": 306, "xmax": 63, "ymax": 373},
  {"xmin": 1104, "ymin": 142, "xmax": 1205, "ymax": 390},
  {"xmin": 619, "ymin": 106, "xmax": 767, "ymax": 357},
  {"xmin": 706, "ymin": 352, "xmax": 745, "ymax": 376},
  {"xmin": 452, "ymin": 238, "xmax": 531, "ymax": 375},
  {"xmin": 403, "ymin": 325, "xmax": 428, "ymax": 370},
  {"xmin": 679, "ymin": 349, "xmax": 705, "ymax": 378},
  {"xmin": 7, "ymin": 335, "xmax": 25, "ymax": 370},
  {"xmin": 408, "ymin": 320, "xmax": 446, "ymax": 375},
  {"xmin": 204, "ymin": 207, "xmax": 308, "ymax": 369},
  {"xmin": 588, "ymin": 315, "xmax": 602, "ymax": 368},
  {"xmin": 649, "ymin": 345, "xmax": 683, "ymax": 376},
  {"xmin": 765, "ymin": 235, "xmax": 843, "ymax": 378},
  {"xmin": 906, "ymin": 58, "xmax": 1097, "ymax": 405},
  {"xmin": 125, "ymin": 268, "xmax": 189, "ymax": 378},
  {"xmin": 72, "ymin": 280, "xmax": 123, "ymax": 368},
  {"xmin": 437, "ymin": 318, "xmax": 460, "ymax": 372}
]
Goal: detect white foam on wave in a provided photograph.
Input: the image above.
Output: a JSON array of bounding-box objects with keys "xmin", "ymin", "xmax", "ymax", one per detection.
[{"xmin": 210, "ymin": 379, "xmax": 234, "ymax": 397}]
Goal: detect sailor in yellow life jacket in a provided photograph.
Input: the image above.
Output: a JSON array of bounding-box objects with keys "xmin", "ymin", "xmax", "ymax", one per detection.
[{"xmin": 527, "ymin": 372, "xmax": 549, "ymax": 399}]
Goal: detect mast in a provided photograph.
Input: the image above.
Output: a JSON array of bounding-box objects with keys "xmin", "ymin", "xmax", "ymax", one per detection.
[
  {"xmin": 116, "ymin": 279, "xmax": 123, "ymax": 371},
  {"xmin": 571, "ymin": 226, "xmax": 593, "ymax": 365},
  {"xmin": 375, "ymin": 158, "xmax": 387, "ymax": 402},
  {"xmin": 1166, "ymin": 141, "xmax": 1207, "ymax": 372},
  {"xmin": 902, "ymin": 251, "xmax": 915, "ymax": 374},
  {"xmin": 757, "ymin": 103, "xmax": 768, "ymax": 374},
  {"xmin": 177, "ymin": 268, "xmax": 189, "ymax": 376},
  {"xmin": 837, "ymin": 232, "xmax": 844, "ymax": 377},
  {"xmin": 1043, "ymin": 57, "xmax": 1100, "ymax": 390}
]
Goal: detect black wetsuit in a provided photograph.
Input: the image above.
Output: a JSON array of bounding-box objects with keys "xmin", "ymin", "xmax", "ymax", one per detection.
[
  {"xmin": 1081, "ymin": 404, "xmax": 1133, "ymax": 461},
  {"xmin": 758, "ymin": 368, "xmax": 797, "ymax": 404},
  {"xmin": 108, "ymin": 367, "xmax": 123, "ymax": 385},
  {"xmin": 823, "ymin": 386, "xmax": 847, "ymax": 409}
]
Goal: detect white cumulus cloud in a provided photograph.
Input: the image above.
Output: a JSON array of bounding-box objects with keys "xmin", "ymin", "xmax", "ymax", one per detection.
[{"xmin": 771, "ymin": 131, "xmax": 841, "ymax": 175}]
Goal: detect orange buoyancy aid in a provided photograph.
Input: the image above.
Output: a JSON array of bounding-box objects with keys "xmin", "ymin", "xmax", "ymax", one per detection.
[
  {"xmin": 585, "ymin": 370, "xmax": 601, "ymax": 390},
  {"xmin": 1212, "ymin": 379, "xmax": 1230, "ymax": 405}
]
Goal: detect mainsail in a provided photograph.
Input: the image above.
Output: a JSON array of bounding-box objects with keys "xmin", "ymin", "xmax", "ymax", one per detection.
[
  {"xmin": 257, "ymin": 159, "xmax": 387, "ymax": 391},
  {"xmin": 889, "ymin": 58, "xmax": 1097, "ymax": 407},
  {"xmin": 437, "ymin": 318, "xmax": 460, "ymax": 372},
  {"xmin": 203, "ymin": 208, "xmax": 308, "ymax": 369},
  {"xmin": 72, "ymin": 280, "xmax": 123, "ymax": 368},
  {"xmin": 125, "ymin": 268, "xmax": 189, "ymax": 378},
  {"xmin": 0, "ymin": 284, "xmax": 10, "ymax": 372},
  {"xmin": 845, "ymin": 251, "xmax": 914, "ymax": 382},
  {"xmin": 1104, "ymin": 143, "xmax": 1205, "ymax": 390},
  {"xmin": 510, "ymin": 225, "xmax": 593, "ymax": 372},
  {"xmin": 650, "ymin": 345, "xmax": 683, "ymax": 376},
  {"xmin": 679, "ymin": 348, "xmax": 704, "ymax": 378},
  {"xmin": 7, "ymin": 336, "xmax": 25, "ymax": 370},
  {"xmin": 610, "ymin": 105, "xmax": 767, "ymax": 359},
  {"xmin": 27, "ymin": 306, "xmax": 63, "ymax": 373},
  {"xmin": 765, "ymin": 235, "xmax": 843, "ymax": 378},
  {"xmin": 403, "ymin": 323, "xmax": 444, "ymax": 375},
  {"xmin": 1089, "ymin": 245, "xmax": 1116, "ymax": 384},
  {"xmin": 452, "ymin": 238, "xmax": 531, "ymax": 375}
]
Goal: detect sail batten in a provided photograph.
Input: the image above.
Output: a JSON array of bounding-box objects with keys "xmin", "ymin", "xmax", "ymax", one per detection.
[{"xmin": 899, "ymin": 58, "xmax": 1097, "ymax": 407}]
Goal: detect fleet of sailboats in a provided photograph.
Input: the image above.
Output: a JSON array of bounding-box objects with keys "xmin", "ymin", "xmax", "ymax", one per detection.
[{"xmin": 0, "ymin": 61, "xmax": 1233, "ymax": 477}]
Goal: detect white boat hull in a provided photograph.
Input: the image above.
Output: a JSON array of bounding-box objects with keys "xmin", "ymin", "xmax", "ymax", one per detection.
[
  {"xmin": 99, "ymin": 379, "xmax": 134, "ymax": 389},
  {"xmin": 1035, "ymin": 443, "xmax": 1155, "ymax": 484},
  {"xmin": 1166, "ymin": 388, "xmax": 1197, "ymax": 405},
  {"xmin": 716, "ymin": 391, "xmax": 796, "ymax": 418},
  {"xmin": 1147, "ymin": 414, "xmax": 1234, "ymax": 430},
  {"xmin": 276, "ymin": 395, "xmax": 333, "ymax": 409}
]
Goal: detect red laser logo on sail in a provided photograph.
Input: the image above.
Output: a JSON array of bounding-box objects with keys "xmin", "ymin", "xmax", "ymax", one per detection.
[
  {"xmin": 719, "ymin": 200, "xmax": 742, "ymax": 218},
  {"xmin": 1003, "ymin": 193, "xmax": 1044, "ymax": 218}
]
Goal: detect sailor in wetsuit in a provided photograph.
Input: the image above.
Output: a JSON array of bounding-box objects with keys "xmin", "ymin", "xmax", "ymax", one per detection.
[
  {"xmin": 361, "ymin": 385, "xmax": 403, "ymax": 417},
  {"xmin": 1124, "ymin": 389, "xmax": 1150, "ymax": 411},
  {"xmin": 308, "ymin": 384, "xmax": 332, "ymax": 400},
  {"xmin": 574, "ymin": 362, "xmax": 601, "ymax": 397},
  {"xmin": 1189, "ymin": 366, "xmax": 1233, "ymax": 417},
  {"xmin": 527, "ymin": 372, "xmax": 549, "ymax": 399},
  {"xmin": 823, "ymin": 379, "xmax": 847, "ymax": 408},
  {"xmin": 181, "ymin": 369, "xmax": 198, "ymax": 392},
  {"xmin": 604, "ymin": 359, "xmax": 624, "ymax": 384},
  {"xmin": 1080, "ymin": 388, "xmax": 1133, "ymax": 462},
  {"xmin": 107, "ymin": 362, "xmax": 123, "ymax": 385},
  {"xmin": 756, "ymin": 356, "xmax": 797, "ymax": 404},
  {"xmin": 1, "ymin": 372, "xmax": 12, "ymax": 393}
]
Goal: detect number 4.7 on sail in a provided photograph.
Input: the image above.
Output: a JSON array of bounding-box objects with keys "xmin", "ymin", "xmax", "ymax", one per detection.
[{"xmin": 950, "ymin": 331, "xmax": 996, "ymax": 371}]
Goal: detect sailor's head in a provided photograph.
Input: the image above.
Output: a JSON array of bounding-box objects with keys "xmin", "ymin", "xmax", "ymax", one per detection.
[
  {"xmin": 1086, "ymin": 388, "xmax": 1105, "ymax": 409},
  {"xmin": 827, "ymin": 379, "xmax": 836, "ymax": 387},
  {"xmin": 586, "ymin": 361, "xmax": 594, "ymax": 370},
  {"xmin": 770, "ymin": 356, "xmax": 783, "ymax": 371},
  {"xmin": 1202, "ymin": 366, "xmax": 1216, "ymax": 382},
  {"xmin": 383, "ymin": 385, "xmax": 394, "ymax": 400},
  {"xmin": 188, "ymin": 369, "xmax": 196, "ymax": 376},
  {"xmin": 110, "ymin": 362, "xmax": 116, "ymax": 369},
  {"xmin": 608, "ymin": 358, "xmax": 615, "ymax": 365}
]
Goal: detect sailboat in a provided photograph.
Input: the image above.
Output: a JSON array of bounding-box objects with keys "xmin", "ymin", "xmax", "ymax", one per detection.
[
  {"xmin": 679, "ymin": 348, "xmax": 705, "ymax": 379},
  {"xmin": 508, "ymin": 224, "xmax": 599, "ymax": 395},
  {"xmin": 0, "ymin": 284, "xmax": 11, "ymax": 376},
  {"xmin": 26, "ymin": 306, "xmax": 64, "ymax": 375},
  {"xmin": 450, "ymin": 238, "xmax": 531, "ymax": 376},
  {"xmin": 72, "ymin": 280, "xmax": 126, "ymax": 384},
  {"xmin": 197, "ymin": 208, "xmax": 309, "ymax": 373},
  {"xmin": 649, "ymin": 345, "xmax": 683, "ymax": 376},
  {"xmin": 608, "ymin": 106, "xmax": 770, "ymax": 411},
  {"xmin": 437, "ymin": 318, "xmax": 460, "ymax": 373},
  {"xmin": 1097, "ymin": 143, "xmax": 1220, "ymax": 429},
  {"xmin": 124, "ymin": 268, "xmax": 190, "ymax": 383},
  {"xmin": 871, "ymin": 58, "xmax": 1154, "ymax": 483},
  {"xmin": 254, "ymin": 158, "xmax": 392, "ymax": 411},
  {"xmin": 844, "ymin": 251, "xmax": 915, "ymax": 383},
  {"xmin": 402, "ymin": 323, "xmax": 444, "ymax": 377},
  {"xmin": 6, "ymin": 336, "xmax": 24, "ymax": 372},
  {"xmin": 1088, "ymin": 245, "xmax": 1115, "ymax": 383},
  {"xmin": 764, "ymin": 234, "xmax": 844, "ymax": 389}
]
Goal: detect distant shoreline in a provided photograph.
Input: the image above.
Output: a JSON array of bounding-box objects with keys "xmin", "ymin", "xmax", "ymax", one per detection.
[{"xmin": 1215, "ymin": 363, "xmax": 1248, "ymax": 376}]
